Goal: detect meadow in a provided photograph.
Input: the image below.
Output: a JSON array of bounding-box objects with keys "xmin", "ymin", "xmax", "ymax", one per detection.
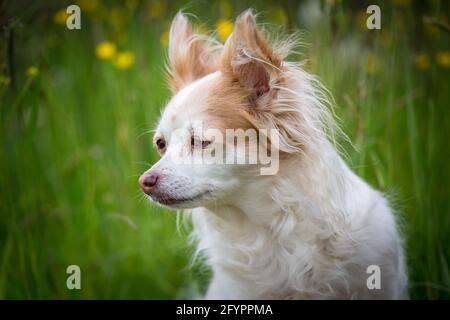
[{"xmin": 0, "ymin": 0, "xmax": 449, "ymax": 299}]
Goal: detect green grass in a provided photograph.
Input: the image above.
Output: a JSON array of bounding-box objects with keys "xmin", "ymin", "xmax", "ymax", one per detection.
[{"xmin": 0, "ymin": 0, "xmax": 449, "ymax": 299}]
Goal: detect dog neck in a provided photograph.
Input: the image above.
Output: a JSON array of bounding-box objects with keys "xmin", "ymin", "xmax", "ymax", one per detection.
[
  {"xmin": 202, "ymin": 140, "xmax": 347, "ymax": 230},
  {"xmin": 204, "ymin": 176, "xmax": 280, "ymax": 227}
]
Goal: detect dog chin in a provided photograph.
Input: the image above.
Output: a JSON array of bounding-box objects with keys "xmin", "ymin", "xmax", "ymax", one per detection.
[{"xmin": 148, "ymin": 190, "xmax": 212, "ymax": 209}]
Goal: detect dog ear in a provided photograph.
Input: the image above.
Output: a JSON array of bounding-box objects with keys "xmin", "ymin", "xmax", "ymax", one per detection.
[
  {"xmin": 168, "ymin": 12, "xmax": 219, "ymax": 92},
  {"xmin": 220, "ymin": 10, "xmax": 283, "ymax": 104}
]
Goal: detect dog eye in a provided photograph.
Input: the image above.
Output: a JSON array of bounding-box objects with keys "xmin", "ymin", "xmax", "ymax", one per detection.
[
  {"xmin": 155, "ymin": 138, "xmax": 166, "ymax": 152},
  {"xmin": 191, "ymin": 136, "xmax": 211, "ymax": 149}
]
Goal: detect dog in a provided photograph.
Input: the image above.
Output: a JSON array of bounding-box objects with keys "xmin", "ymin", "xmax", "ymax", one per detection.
[{"xmin": 139, "ymin": 10, "xmax": 408, "ymax": 299}]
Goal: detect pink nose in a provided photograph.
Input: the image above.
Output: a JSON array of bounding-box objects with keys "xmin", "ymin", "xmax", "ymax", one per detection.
[{"xmin": 139, "ymin": 171, "xmax": 159, "ymax": 195}]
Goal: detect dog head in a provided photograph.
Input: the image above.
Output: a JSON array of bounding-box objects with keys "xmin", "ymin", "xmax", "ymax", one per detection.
[{"xmin": 139, "ymin": 10, "xmax": 318, "ymax": 209}]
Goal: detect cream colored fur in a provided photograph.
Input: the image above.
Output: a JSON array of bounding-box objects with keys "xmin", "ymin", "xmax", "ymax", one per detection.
[{"xmin": 141, "ymin": 10, "xmax": 408, "ymax": 299}]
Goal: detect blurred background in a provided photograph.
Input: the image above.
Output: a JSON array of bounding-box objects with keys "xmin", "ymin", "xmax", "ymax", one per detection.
[{"xmin": 0, "ymin": 0, "xmax": 449, "ymax": 299}]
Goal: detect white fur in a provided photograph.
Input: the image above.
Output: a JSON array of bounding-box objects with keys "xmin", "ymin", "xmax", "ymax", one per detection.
[{"xmin": 145, "ymin": 31, "xmax": 407, "ymax": 301}]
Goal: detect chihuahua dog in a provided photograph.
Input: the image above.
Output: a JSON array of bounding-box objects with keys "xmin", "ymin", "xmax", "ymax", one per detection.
[{"xmin": 139, "ymin": 10, "xmax": 407, "ymax": 299}]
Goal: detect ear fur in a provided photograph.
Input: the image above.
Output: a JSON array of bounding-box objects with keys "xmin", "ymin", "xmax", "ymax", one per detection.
[
  {"xmin": 220, "ymin": 10, "xmax": 284, "ymax": 103},
  {"xmin": 168, "ymin": 12, "xmax": 219, "ymax": 92}
]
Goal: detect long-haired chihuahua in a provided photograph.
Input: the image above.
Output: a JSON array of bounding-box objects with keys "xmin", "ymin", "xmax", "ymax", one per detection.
[{"xmin": 139, "ymin": 10, "xmax": 407, "ymax": 299}]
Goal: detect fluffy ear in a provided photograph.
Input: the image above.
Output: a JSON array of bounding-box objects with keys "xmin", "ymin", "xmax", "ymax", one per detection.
[
  {"xmin": 220, "ymin": 10, "xmax": 283, "ymax": 103},
  {"xmin": 168, "ymin": 12, "xmax": 219, "ymax": 92}
]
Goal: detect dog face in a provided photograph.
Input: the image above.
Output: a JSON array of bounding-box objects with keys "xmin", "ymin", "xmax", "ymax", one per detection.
[
  {"xmin": 140, "ymin": 71, "xmax": 246, "ymax": 208},
  {"xmin": 139, "ymin": 11, "xmax": 296, "ymax": 208}
]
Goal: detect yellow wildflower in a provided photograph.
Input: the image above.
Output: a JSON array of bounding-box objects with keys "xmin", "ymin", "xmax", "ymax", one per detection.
[
  {"xmin": 114, "ymin": 51, "xmax": 135, "ymax": 70},
  {"xmin": 414, "ymin": 54, "xmax": 430, "ymax": 70},
  {"xmin": 436, "ymin": 52, "xmax": 450, "ymax": 68},
  {"xmin": 160, "ymin": 30, "xmax": 169, "ymax": 48},
  {"xmin": 27, "ymin": 66, "xmax": 39, "ymax": 77},
  {"xmin": 216, "ymin": 19, "xmax": 233, "ymax": 42},
  {"xmin": 96, "ymin": 41, "xmax": 117, "ymax": 60},
  {"xmin": 367, "ymin": 54, "xmax": 380, "ymax": 74},
  {"xmin": 53, "ymin": 9, "xmax": 68, "ymax": 25}
]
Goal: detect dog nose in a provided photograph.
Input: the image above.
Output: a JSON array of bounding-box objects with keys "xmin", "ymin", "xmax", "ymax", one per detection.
[{"xmin": 139, "ymin": 171, "xmax": 159, "ymax": 195}]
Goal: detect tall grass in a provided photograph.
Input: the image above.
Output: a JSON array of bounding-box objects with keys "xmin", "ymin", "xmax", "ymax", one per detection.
[{"xmin": 0, "ymin": 0, "xmax": 449, "ymax": 299}]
